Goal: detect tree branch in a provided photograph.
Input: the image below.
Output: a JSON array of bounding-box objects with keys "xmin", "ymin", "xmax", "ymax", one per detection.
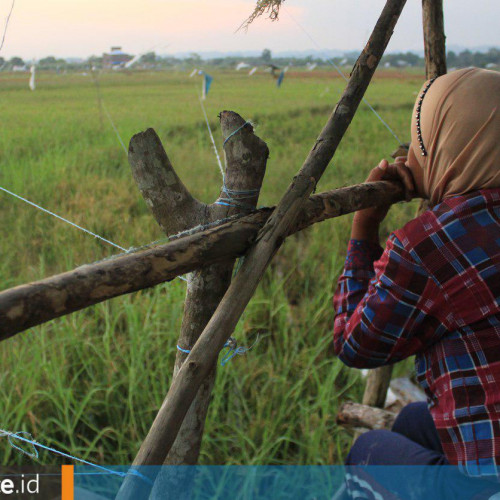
[
  {"xmin": 129, "ymin": 128, "xmax": 206, "ymax": 235},
  {"xmin": 337, "ymin": 402, "xmax": 396, "ymax": 430}
]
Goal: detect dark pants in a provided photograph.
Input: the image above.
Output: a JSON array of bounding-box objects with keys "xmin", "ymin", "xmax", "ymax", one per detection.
[
  {"xmin": 346, "ymin": 401, "xmax": 448, "ymax": 466},
  {"xmin": 342, "ymin": 402, "xmax": 499, "ymax": 499}
]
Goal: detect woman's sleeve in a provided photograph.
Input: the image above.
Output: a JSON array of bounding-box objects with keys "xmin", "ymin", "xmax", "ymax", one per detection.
[{"xmin": 333, "ymin": 234, "xmax": 447, "ymax": 368}]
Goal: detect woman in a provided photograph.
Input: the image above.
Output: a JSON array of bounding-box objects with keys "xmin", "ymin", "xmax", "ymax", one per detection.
[{"xmin": 333, "ymin": 67, "xmax": 500, "ymax": 484}]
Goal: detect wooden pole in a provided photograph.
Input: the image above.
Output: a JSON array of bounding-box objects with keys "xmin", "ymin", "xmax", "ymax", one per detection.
[
  {"xmin": 413, "ymin": 0, "xmax": 448, "ymax": 213},
  {"xmin": 0, "ymin": 178, "xmax": 404, "ymax": 342},
  {"xmin": 362, "ymin": 366, "xmax": 394, "ymax": 408},
  {"xmin": 422, "ymin": 0, "xmax": 447, "ymax": 80},
  {"xmin": 117, "ymin": 1, "xmax": 407, "ymax": 497}
]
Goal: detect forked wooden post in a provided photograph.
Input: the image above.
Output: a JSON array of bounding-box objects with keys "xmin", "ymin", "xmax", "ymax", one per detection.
[
  {"xmin": 166, "ymin": 113, "xmax": 268, "ymax": 466},
  {"xmin": 129, "ymin": 113, "xmax": 268, "ymax": 469},
  {"xmin": 361, "ymin": 0, "xmax": 448, "ymax": 411}
]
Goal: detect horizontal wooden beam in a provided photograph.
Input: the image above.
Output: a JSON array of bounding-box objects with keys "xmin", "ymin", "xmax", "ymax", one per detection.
[{"xmin": 0, "ymin": 180, "xmax": 404, "ymax": 342}]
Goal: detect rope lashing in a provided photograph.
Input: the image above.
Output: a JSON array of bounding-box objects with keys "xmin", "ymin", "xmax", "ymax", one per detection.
[
  {"xmin": 222, "ymin": 121, "xmax": 252, "ymax": 148},
  {"xmin": 214, "ymin": 121, "xmax": 261, "ymax": 210},
  {"xmin": 214, "ymin": 185, "xmax": 261, "ymax": 210},
  {"xmin": 220, "ymin": 335, "xmax": 260, "ymax": 366},
  {"xmin": 177, "ymin": 335, "xmax": 260, "ymax": 366}
]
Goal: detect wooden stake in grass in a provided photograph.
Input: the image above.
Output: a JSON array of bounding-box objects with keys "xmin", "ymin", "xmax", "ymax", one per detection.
[{"xmin": 117, "ymin": 0, "xmax": 407, "ymax": 497}]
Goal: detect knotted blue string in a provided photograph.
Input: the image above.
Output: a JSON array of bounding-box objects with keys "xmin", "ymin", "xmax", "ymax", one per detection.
[
  {"xmin": 0, "ymin": 429, "xmax": 153, "ymax": 486},
  {"xmin": 220, "ymin": 335, "xmax": 260, "ymax": 366},
  {"xmin": 7, "ymin": 431, "xmax": 38, "ymax": 459},
  {"xmin": 223, "ymin": 121, "xmax": 251, "ymax": 148},
  {"xmin": 177, "ymin": 335, "xmax": 260, "ymax": 366},
  {"xmin": 214, "ymin": 121, "xmax": 262, "ymax": 210},
  {"xmin": 214, "ymin": 184, "xmax": 261, "ymax": 210}
]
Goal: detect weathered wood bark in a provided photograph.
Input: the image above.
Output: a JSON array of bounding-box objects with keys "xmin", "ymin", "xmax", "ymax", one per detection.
[
  {"xmin": 162, "ymin": 112, "xmax": 268, "ymax": 467},
  {"xmin": 0, "ymin": 179, "xmax": 404, "ymax": 342},
  {"xmin": 337, "ymin": 402, "xmax": 396, "ymax": 430},
  {"xmin": 129, "ymin": 129, "xmax": 206, "ymax": 235},
  {"xmin": 117, "ymin": 1, "xmax": 407, "ymax": 497},
  {"xmin": 422, "ymin": 0, "xmax": 447, "ymax": 80},
  {"xmin": 362, "ymin": 366, "xmax": 394, "ymax": 408}
]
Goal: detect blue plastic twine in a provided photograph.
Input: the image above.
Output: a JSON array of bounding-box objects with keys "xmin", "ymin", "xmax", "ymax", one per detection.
[
  {"xmin": 7, "ymin": 431, "xmax": 38, "ymax": 459},
  {"xmin": 214, "ymin": 121, "xmax": 262, "ymax": 210},
  {"xmin": 177, "ymin": 335, "xmax": 260, "ymax": 366},
  {"xmin": 223, "ymin": 121, "xmax": 251, "ymax": 148},
  {"xmin": 0, "ymin": 429, "xmax": 153, "ymax": 486}
]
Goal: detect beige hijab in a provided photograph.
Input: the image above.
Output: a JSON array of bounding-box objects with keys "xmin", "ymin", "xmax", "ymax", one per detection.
[{"xmin": 409, "ymin": 67, "xmax": 500, "ymax": 206}]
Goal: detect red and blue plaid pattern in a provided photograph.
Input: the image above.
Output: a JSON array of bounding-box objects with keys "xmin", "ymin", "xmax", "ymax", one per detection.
[{"xmin": 333, "ymin": 188, "xmax": 500, "ymax": 477}]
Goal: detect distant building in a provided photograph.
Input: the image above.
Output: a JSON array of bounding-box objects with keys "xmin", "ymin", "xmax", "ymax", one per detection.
[{"xmin": 102, "ymin": 47, "xmax": 133, "ymax": 69}]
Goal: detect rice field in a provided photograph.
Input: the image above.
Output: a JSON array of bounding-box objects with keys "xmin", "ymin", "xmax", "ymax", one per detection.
[{"xmin": 0, "ymin": 67, "xmax": 424, "ymax": 466}]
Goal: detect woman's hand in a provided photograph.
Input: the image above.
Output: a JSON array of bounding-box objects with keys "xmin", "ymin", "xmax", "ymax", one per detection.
[{"xmin": 351, "ymin": 157, "xmax": 415, "ymax": 243}]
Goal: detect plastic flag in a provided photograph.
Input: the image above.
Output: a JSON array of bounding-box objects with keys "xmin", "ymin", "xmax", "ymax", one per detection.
[
  {"xmin": 29, "ymin": 64, "xmax": 36, "ymax": 91},
  {"xmin": 235, "ymin": 62, "xmax": 249, "ymax": 71},
  {"xmin": 276, "ymin": 70, "xmax": 285, "ymax": 88},
  {"xmin": 202, "ymin": 72, "xmax": 213, "ymax": 100}
]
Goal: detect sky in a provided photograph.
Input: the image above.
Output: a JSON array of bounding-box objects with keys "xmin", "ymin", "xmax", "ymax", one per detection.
[{"xmin": 0, "ymin": 0, "xmax": 499, "ymax": 60}]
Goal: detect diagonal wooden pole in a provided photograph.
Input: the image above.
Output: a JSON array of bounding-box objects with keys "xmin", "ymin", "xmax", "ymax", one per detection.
[{"xmin": 117, "ymin": 1, "xmax": 407, "ymax": 497}]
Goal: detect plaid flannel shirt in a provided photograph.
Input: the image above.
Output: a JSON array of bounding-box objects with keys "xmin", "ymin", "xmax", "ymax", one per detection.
[{"xmin": 333, "ymin": 188, "xmax": 500, "ymax": 477}]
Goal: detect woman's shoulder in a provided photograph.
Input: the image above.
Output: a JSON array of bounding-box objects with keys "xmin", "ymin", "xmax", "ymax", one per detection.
[{"xmin": 394, "ymin": 188, "xmax": 500, "ymax": 251}]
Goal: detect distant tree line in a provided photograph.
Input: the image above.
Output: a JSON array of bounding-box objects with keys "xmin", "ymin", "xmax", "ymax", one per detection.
[{"xmin": 0, "ymin": 47, "xmax": 498, "ymax": 72}]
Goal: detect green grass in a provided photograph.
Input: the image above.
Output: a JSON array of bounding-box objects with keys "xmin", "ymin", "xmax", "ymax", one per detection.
[{"xmin": 0, "ymin": 68, "xmax": 423, "ymax": 466}]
